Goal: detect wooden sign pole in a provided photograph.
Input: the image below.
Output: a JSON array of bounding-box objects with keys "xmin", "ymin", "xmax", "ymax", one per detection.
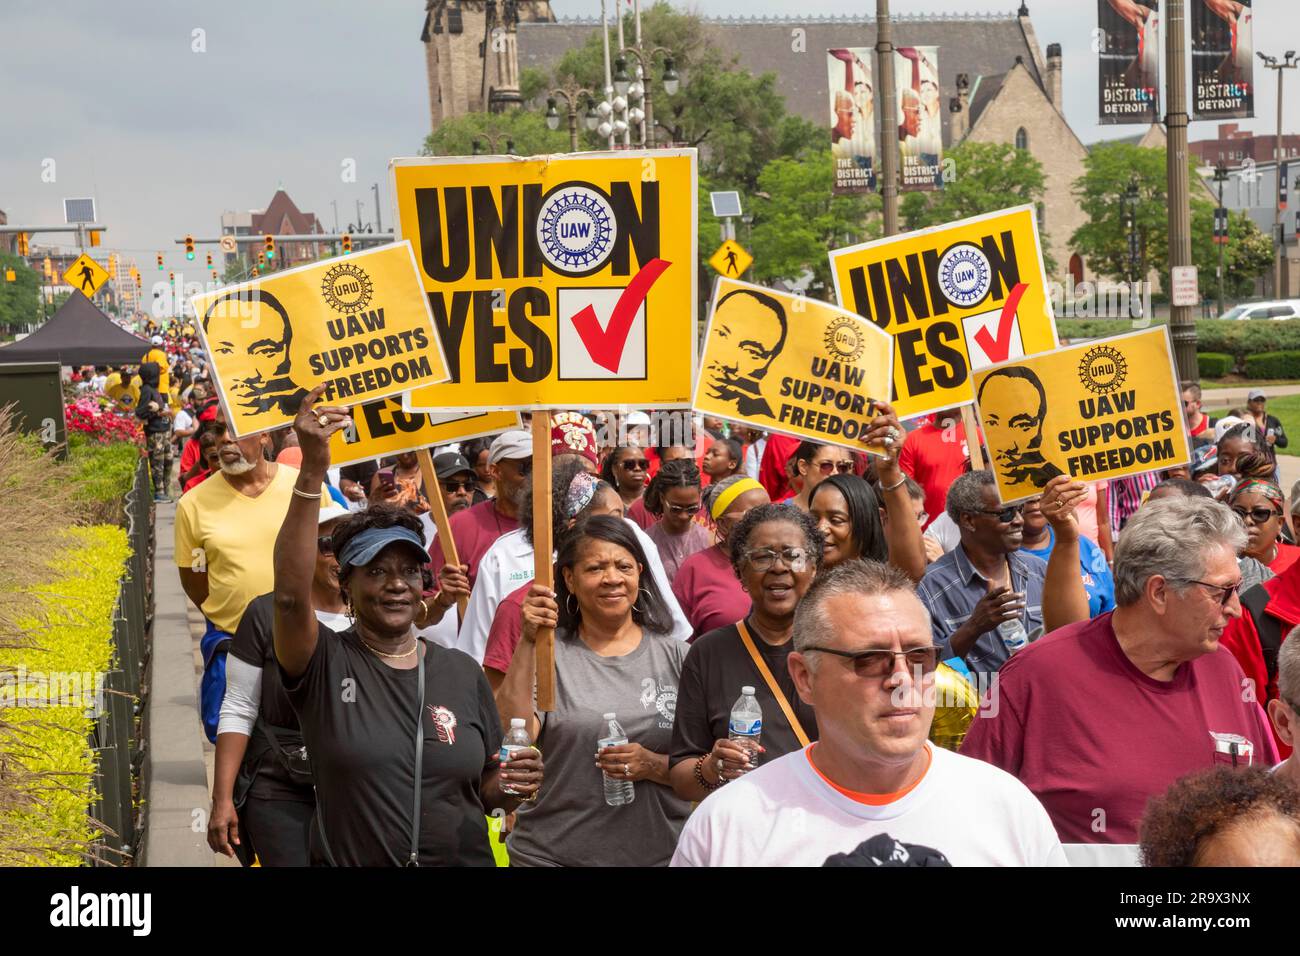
[
  {"xmin": 960, "ymin": 405, "xmax": 986, "ymax": 471},
  {"xmin": 531, "ymin": 412, "xmax": 556, "ymax": 712},
  {"xmin": 416, "ymin": 448, "xmax": 468, "ymax": 618}
]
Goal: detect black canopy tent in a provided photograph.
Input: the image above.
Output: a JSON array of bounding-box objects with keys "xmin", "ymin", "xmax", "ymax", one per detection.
[{"xmin": 0, "ymin": 291, "xmax": 150, "ymax": 367}]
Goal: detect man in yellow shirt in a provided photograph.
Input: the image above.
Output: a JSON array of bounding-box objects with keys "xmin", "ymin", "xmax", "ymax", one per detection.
[
  {"xmin": 142, "ymin": 336, "xmax": 170, "ymax": 394},
  {"xmin": 175, "ymin": 407, "xmax": 327, "ymax": 741}
]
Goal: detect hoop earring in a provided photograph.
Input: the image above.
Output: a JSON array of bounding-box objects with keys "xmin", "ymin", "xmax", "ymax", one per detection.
[
  {"xmin": 632, "ymin": 587, "xmax": 649, "ymax": 615},
  {"xmin": 565, "ymin": 593, "xmax": 578, "ymax": 617}
]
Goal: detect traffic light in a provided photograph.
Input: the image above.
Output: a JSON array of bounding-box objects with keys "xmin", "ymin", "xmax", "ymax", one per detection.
[
  {"xmin": 108, "ymin": 253, "xmax": 118, "ymax": 276},
  {"xmin": 168, "ymin": 271, "xmax": 174, "ymax": 282},
  {"xmin": 43, "ymin": 257, "xmax": 53, "ymax": 280},
  {"xmin": 264, "ymin": 234, "xmax": 275, "ymax": 263},
  {"xmin": 157, "ymin": 253, "xmax": 164, "ymax": 271},
  {"xmin": 206, "ymin": 252, "xmax": 213, "ymax": 269},
  {"xmin": 89, "ymin": 230, "xmax": 101, "ymax": 247},
  {"xmin": 185, "ymin": 234, "xmax": 195, "ymax": 260},
  {"xmin": 342, "ymin": 232, "xmax": 352, "ymax": 254},
  {"xmin": 16, "ymin": 232, "xmax": 29, "ymax": 256}
]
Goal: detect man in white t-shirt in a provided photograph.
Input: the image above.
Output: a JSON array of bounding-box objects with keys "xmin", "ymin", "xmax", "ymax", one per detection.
[{"xmin": 671, "ymin": 560, "xmax": 1067, "ymax": 867}]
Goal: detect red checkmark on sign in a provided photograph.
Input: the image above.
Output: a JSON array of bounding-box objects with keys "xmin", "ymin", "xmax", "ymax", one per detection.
[
  {"xmin": 568, "ymin": 258, "xmax": 672, "ymax": 374},
  {"xmin": 972, "ymin": 282, "xmax": 1029, "ymax": 364}
]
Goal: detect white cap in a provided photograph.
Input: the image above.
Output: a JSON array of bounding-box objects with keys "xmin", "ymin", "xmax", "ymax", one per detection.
[
  {"xmin": 151, "ymin": 335, "xmax": 163, "ymax": 345},
  {"xmin": 318, "ymin": 503, "xmax": 350, "ymax": 525},
  {"xmin": 603, "ymin": 712, "xmax": 616, "ymax": 719},
  {"xmin": 625, "ymin": 411, "xmax": 651, "ymax": 426},
  {"xmin": 488, "ymin": 429, "xmax": 533, "ymax": 465},
  {"xmin": 1214, "ymin": 416, "xmax": 1245, "ymax": 443},
  {"xmin": 510, "ymin": 717, "xmax": 526, "ymax": 728},
  {"xmin": 742, "ymin": 685, "xmax": 755, "ymax": 695}
]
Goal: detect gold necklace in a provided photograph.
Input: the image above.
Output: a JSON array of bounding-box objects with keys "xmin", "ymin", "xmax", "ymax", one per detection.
[{"xmin": 358, "ymin": 635, "xmax": 418, "ymax": 660}]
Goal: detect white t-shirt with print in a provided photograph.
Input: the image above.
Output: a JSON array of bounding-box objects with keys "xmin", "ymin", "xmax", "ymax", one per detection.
[{"xmin": 670, "ymin": 743, "xmax": 1068, "ymax": 867}]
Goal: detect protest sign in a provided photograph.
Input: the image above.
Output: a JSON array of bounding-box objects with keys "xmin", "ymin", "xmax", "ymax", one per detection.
[
  {"xmin": 693, "ymin": 277, "xmax": 893, "ymax": 454},
  {"xmin": 392, "ymin": 151, "xmax": 697, "ymax": 412},
  {"xmin": 191, "ymin": 242, "xmax": 448, "ymax": 437},
  {"xmin": 972, "ymin": 326, "xmax": 1189, "ymax": 504},
  {"xmin": 330, "ymin": 395, "xmax": 519, "ymax": 469},
  {"xmin": 829, "ymin": 205, "xmax": 1059, "ymax": 421}
]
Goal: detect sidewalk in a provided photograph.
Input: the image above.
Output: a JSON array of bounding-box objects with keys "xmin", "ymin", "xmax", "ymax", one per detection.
[{"xmin": 138, "ymin": 500, "xmax": 237, "ymax": 868}]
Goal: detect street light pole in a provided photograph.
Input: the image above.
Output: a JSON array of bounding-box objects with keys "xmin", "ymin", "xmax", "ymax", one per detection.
[
  {"xmin": 1214, "ymin": 162, "xmax": 1228, "ymax": 317},
  {"xmin": 1165, "ymin": 0, "xmax": 1197, "ymax": 383},
  {"xmin": 876, "ymin": 0, "xmax": 899, "ymax": 236},
  {"xmin": 1259, "ymin": 51, "xmax": 1298, "ymax": 298}
]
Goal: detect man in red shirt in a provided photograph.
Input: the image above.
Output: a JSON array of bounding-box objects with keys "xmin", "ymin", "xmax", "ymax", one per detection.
[
  {"xmin": 1181, "ymin": 382, "xmax": 1216, "ymax": 440},
  {"xmin": 898, "ymin": 408, "xmax": 967, "ymax": 530},
  {"xmin": 962, "ymin": 496, "xmax": 1279, "ymax": 844},
  {"xmin": 757, "ymin": 432, "xmax": 800, "ymax": 501}
]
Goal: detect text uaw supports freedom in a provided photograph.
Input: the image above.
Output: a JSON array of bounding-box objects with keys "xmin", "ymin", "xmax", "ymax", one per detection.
[{"xmin": 308, "ymin": 308, "xmax": 435, "ymax": 402}]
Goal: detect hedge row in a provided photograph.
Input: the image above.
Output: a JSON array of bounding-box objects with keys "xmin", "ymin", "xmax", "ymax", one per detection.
[
  {"xmin": 0, "ymin": 525, "xmax": 129, "ymax": 865},
  {"xmin": 1197, "ymin": 352, "xmax": 1234, "ymax": 379},
  {"xmin": 66, "ymin": 433, "xmax": 143, "ymax": 524},
  {"xmin": 1057, "ymin": 318, "xmax": 1300, "ymax": 376},
  {"xmin": 1244, "ymin": 351, "xmax": 1300, "ymax": 380}
]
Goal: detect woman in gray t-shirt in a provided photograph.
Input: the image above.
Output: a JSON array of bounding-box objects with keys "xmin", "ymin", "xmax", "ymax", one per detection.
[{"xmin": 497, "ymin": 515, "xmax": 691, "ymax": 866}]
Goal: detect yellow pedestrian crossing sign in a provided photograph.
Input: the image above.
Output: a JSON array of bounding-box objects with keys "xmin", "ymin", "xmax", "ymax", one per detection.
[
  {"xmin": 63, "ymin": 254, "xmax": 110, "ymax": 297},
  {"xmin": 709, "ymin": 239, "xmax": 752, "ymax": 278}
]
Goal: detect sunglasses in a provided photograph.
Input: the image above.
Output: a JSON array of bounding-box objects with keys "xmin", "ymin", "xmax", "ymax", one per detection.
[
  {"xmin": 1231, "ymin": 506, "xmax": 1282, "ymax": 525},
  {"xmin": 744, "ymin": 547, "xmax": 811, "ymax": 573},
  {"xmin": 317, "ymin": 535, "xmax": 334, "ymax": 555},
  {"xmin": 813, "ymin": 460, "xmax": 855, "ymax": 475},
  {"xmin": 665, "ymin": 501, "xmax": 702, "ymax": 516},
  {"xmin": 441, "ymin": 479, "xmax": 475, "ymax": 493},
  {"xmin": 620, "ymin": 458, "xmax": 650, "ymax": 470},
  {"xmin": 1185, "ymin": 579, "xmax": 1242, "ymax": 607},
  {"xmin": 973, "ymin": 504, "xmax": 1024, "ymax": 523},
  {"xmin": 802, "ymin": 645, "xmax": 943, "ymax": 679}
]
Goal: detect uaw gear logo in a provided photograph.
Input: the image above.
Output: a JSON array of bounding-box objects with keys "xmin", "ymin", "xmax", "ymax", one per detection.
[
  {"xmin": 321, "ymin": 263, "xmax": 374, "ymax": 315},
  {"xmin": 824, "ymin": 316, "xmax": 867, "ymax": 364},
  {"xmin": 1078, "ymin": 345, "xmax": 1128, "ymax": 394},
  {"xmin": 937, "ymin": 244, "xmax": 992, "ymax": 308},
  {"xmin": 427, "ymin": 704, "xmax": 458, "ymax": 745},
  {"xmin": 536, "ymin": 184, "xmax": 617, "ymax": 276}
]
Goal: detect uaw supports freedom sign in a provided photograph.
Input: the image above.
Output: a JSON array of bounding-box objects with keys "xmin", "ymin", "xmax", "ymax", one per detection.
[
  {"xmin": 694, "ymin": 277, "xmax": 894, "ymax": 454},
  {"xmin": 394, "ymin": 151, "xmax": 697, "ymax": 412},
  {"xmin": 829, "ymin": 205, "xmax": 1059, "ymax": 421},
  {"xmin": 191, "ymin": 242, "xmax": 450, "ymax": 438},
  {"xmin": 972, "ymin": 326, "xmax": 1190, "ymax": 505}
]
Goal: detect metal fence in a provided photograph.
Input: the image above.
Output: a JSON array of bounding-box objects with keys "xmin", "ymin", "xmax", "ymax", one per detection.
[{"xmin": 90, "ymin": 458, "xmax": 153, "ymax": 865}]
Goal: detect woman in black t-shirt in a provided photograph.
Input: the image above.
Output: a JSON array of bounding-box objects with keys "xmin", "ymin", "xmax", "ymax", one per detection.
[
  {"xmin": 272, "ymin": 387, "xmax": 543, "ymax": 866},
  {"xmin": 668, "ymin": 504, "xmax": 824, "ymax": 802}
]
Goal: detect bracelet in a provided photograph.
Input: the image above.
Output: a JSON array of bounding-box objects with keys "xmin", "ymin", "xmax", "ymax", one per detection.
[
  {"xmin": 292, "ymin": 486, "xmax": 322, "ymax": 500},
  {"xmin": 693, "ymin": 755, "xmax": 723, "ymax": 791},
  {"xmin": 881, "ymin": 475, "xmax": 906, "ymax": 493}
]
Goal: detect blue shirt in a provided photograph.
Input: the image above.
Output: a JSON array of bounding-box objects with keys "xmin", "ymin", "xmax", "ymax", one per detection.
[
  {"xmin": 917, "ymin": 544, "xmax": 1047, "ymax": 679},
  {"xmin": 1020, "ymin": 527, "xmax": 1115, "ymax": 619}
]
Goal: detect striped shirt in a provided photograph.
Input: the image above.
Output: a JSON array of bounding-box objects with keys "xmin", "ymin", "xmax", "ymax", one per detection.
[{"xmin": 1107, "ymin": 472, "xmax": 1161, "ymax": 537}]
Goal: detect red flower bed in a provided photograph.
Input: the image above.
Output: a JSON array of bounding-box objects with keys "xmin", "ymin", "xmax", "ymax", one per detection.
[{"xmin": 65, "ymin": 396, "xmax": 142, "ymax": 445}]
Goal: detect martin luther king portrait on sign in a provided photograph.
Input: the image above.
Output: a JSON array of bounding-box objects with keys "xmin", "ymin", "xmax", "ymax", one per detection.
[
  {"xmin": 701, "ymin": 287, "xmax": 789, "ymax": 420},
  {"xmin": 978, "ymin": 365, "xmax": 1066, "ymax": 489}
]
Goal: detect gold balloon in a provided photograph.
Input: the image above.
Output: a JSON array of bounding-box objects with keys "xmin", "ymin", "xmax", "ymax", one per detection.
[{"xmin": 929, "ymin": 663, "xmax": 980, "ymax": 752}]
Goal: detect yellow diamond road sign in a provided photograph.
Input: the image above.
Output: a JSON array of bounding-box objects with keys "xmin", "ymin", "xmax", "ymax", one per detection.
[
  {"xmin": 63, "ymin": 254, "xmax": 110, "ymax": 297},
  {"xmin": 709, "ymin": 239, "xmax": 752, "ymax": 278}
]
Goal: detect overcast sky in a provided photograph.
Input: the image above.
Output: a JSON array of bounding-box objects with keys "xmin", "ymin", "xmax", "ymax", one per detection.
[{"xmin": 3, "ymin": 0, "xmax": 1296, "ymax": 275}]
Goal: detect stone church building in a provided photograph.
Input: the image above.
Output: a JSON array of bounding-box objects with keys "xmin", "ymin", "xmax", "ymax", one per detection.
[{"xmin": 420, "ymin": 2, "xmax": 1100, "ymax": 285}]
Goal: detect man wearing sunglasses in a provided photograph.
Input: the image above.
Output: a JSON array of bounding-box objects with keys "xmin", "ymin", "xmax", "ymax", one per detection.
[
  {"xmin": 672, "ymin": 560, "xmax": 1066, "ymax": 866},
  {"xmin": 964, "ymin": 496, "xmax": 1280, "ymax": 845},
  {"xmin": 432, "ymin": 452, "xmax": 477, "ymax": 517}
]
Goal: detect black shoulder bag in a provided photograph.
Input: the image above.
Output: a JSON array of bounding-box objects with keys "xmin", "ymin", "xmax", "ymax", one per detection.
[{"xmin": 313, "ymin": 638, "xmax": 427, "ymax": 867}]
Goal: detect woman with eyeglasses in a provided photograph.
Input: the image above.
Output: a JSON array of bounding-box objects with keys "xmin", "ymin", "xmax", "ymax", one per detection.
[
  {"xmin": 1228, "ymin": 453, "xmax": 1300, "ymax": 574},
  {"xmin": 271, "ymin": 388, "xmax": 543, "ymax": 866},
  {"xmin": 602, "ymin": 445, "xmax": 651, "ymax": 514},
  {"xmin": 782, "ymin": 441, "xmax": 856, "ymax": 511},
  {"xmin": 669, "ymin": 504, "xmax": 825, "ymax": 801},
  {"xmin": 208, "ymin": 504, "xmax": 352, "ymax": 866},
  {"xmin": 645, "ymin": 458, "xmax": 712, "ymax": 584},
  {"xmin": 672, "ymin": 475, "xmax": 772, "ymax": 639},
  {"xmin": 498, "ymin": 515, "xmax": 692, "ymax": 866}
]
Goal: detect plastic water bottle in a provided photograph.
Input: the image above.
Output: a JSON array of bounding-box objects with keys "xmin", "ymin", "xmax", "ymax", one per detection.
[
  {"xmin": 499, "ymin": 718, "xmax": 532, "ymax": 796},
  {"xmin": 598, "ymin": 713, "xmax": 635, "ymax": 807},
  {"xmin": 728, "ymin": 686, "xmax": 763, "ymax": 771},
  {"xmin": 997, "ymin": 618, "xmax": 1029, "ymax": 655}
]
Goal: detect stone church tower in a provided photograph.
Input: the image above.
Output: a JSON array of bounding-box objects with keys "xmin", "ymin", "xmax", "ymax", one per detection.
[{"xmin": 421, "ymin": 0, "xmax": 555, "ymax": 129}]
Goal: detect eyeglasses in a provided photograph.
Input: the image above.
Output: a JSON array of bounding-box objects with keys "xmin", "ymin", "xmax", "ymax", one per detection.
[
  {"xmin": 972, "ymin": 504, "xmax": 1023, "ymax": 523},
  {"xmin": 1184, "ymin": 579, "xmax": 1243, "ymax": 607},
  {"xmin": 620, "ymin": 458, "xmax": 649, "ymax": 470},
  {"xmin": 665, "ymin": 501, "xmax": 702, "ymax": 516},
  {"xmin": 802, "ymin": 645, "xmax": 943, "ymax": 679},
  {"xmin": 743, "ymin": 547, "xmax": 811, "ymax": 572},
  {"xmin": 813, "ymin": 460, "xmax": 855, "ymax": 475},
  {"xmin": 441, "ymin": 479, "xmax": 475, "ymax": 493},
  {"xmin": 317, "ymin": 535, "xmax": 334, "ymax": 555},
  {"xmin": 1231, "ymin": 505, "xmax": 1282, "ymax": 525}
]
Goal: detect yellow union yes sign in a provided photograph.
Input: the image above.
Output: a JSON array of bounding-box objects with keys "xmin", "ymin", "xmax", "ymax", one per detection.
[
  {"xmin": 694, "ymin": 278, "xmax": 893, "ymax": 453},
  {"xmin": 829, "ymin": 205, "xmax": 1058, "ymax": 420},
  {"xmin": 972, "ymin": 326, "xmax": 1190, "ymax": 504},
  {"xmin": 191, "ymin": 242, "xmax": 449, "ymax": 437},
  {"xmin": 394, "ymin": 151, "xmax": 697, "ymax": 411},
  {"xmin": 330, "ymin": 396, "xmax": 519, "ymax": 469}
]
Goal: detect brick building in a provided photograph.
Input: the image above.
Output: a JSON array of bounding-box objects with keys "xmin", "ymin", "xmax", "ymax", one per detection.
[
  {"xmin": 1191, "ymin": 123, "xmax": 1300, "ymax": 168},
  {"xmin": 220, "ymin": 190, "xmax": 325, "ymax": 271}
]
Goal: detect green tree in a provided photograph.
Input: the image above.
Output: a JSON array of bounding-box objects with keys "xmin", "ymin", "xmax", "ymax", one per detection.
[
  {"xmin": 422, "ymin": 110, "xmax": 567, "ymax": 157},
  {"xmin": 901, "ymin": 141, "xmax": 1054, "ymax": 273},
  {"xmin": 0, "ymin": 254, "xmax": 41, "ymax": 332},
  {"xmin": 1191, "ymin": 208, "xmax": 1273, "ymax": 300}
]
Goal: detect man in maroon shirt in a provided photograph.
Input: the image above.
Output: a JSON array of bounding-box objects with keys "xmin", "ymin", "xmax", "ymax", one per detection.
[
  {"xmin": 428, "ymin": 429, "xmax": 532, "ymax": 589},
  {"xmin": 962, "ymin": 496, "xmax": 1279, "ymax": 845}
]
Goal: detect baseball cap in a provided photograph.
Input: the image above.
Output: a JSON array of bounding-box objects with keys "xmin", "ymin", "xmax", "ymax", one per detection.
[
  {"xmin": 318, "ymin": 503, "xmax": 350, "ymax": 525},
  {"xmin": 1213, "ymin": 416, "xmax": 1244, "ymax": 443},
  {"xmin": 151, "ymin": 335, "xmax": 163, "ymax": 345},
  {"xmin": 433, "ymin": 452, "xmax": 474, "ymax": 480},
  {"xmin": 488, "ymin": 429, "xmax": 533, "ymax": 465},
  {"xmin": 1247, "ymin": 388, "xmax": 1266, "ymax": 401}
]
